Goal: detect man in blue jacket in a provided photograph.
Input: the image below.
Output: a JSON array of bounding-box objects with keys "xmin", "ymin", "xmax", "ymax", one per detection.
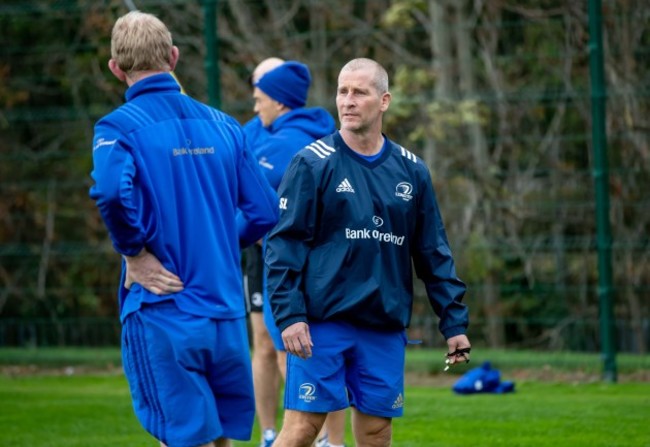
[
  {"xmin": 240, "ymin": 57, "xmax": 286, "ymax": 447},
  {"xmin": 89, "ymin": 11, "xmax": 278, "ymax": 447},
  {"xmin": 266, "ymin": 58, "xmax": 471, "ymax": 446},
  {"xmin": 252, "ymin": 61, "xmax": 337, "ymax": 358},
  {"xmin": 243, "ymin": 60, "xmax": 346, "ymax": 447}
]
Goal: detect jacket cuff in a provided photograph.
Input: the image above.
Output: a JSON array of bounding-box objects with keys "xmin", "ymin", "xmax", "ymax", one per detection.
[
  {"xmin": 442, "ymin": 325, "xmax": 467, "ymax": 340},
  {"xmin": 277, "ymin": 315, "xmax": 308, "ymax": 333}
]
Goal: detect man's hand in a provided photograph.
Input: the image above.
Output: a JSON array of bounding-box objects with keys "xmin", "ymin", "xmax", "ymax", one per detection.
[
  {"xmin": 281, "ymin": 322, "xmax": 313, "ymax": 359},
  {"xmin": 445, "ymin": 334, "xmax": 471, "ymax": 368},
  {"xmin": 124, "ymin": 248, "xmax": 184, "ymax": 295}
]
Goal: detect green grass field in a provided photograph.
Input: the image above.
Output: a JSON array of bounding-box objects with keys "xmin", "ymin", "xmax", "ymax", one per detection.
[{"xmin": 1, "ymin": 348, "xmax": 648, "ymax": 446}]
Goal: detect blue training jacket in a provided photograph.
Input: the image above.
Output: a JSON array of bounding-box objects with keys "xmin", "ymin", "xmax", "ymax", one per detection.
[
  {"xmin": 236, "ymin": 107, "xmax": 335, "ymax": 234},
  {"xmin": 242, "ymin": 115, "xmax": 268, "ymax": 150},
  {"xmin": 254, "ymin": 107, "xmax": 336, "ymax": 189},
  {"xmin": 266, "ymin": 131, "xmax": 468, "ymax": 338},
  {"xmin": 89, "ymin": 73, "xmax": 279, "ymax": 322}
]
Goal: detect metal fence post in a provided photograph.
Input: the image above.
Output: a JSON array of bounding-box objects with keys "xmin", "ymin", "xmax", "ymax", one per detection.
[{"xmin": 588, "ymin": 0, "xmax": 617, "ymax": 383}]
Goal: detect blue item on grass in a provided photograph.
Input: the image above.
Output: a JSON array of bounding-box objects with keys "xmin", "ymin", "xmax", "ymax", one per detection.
[{"xmin": 452, "ymin": 361, "xmax": 515, "ymax": 394}]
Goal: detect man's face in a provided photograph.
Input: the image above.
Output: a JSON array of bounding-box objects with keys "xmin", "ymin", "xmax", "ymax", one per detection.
[
  {"xmin": 336, "ymin": 68, "xmax": 389, "ymax": 133},
  {"xmin": 253, "ymin": 88, "xmax": 283, "ymax": 127}
]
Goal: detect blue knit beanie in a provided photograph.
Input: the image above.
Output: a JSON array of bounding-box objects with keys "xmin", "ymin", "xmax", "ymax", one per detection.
[{"xmin": 255, "ymin": 61, "xmax": 311, "ymax": 109}]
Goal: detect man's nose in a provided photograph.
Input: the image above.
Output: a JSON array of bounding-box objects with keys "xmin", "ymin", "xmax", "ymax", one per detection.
[{"xmin": 341, "ymin": 94, "xmax": 354, "ymax": 106}]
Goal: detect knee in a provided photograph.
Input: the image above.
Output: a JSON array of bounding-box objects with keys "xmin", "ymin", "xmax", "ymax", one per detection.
[
  {"xmin": 375, "ymin": 423, "xmax": 392, "ymax": 446},
  {"xmin": 290, "ymin": 417, "xmax": 321, "ymax": 443},
  {"xmin": 253, "ymin": 332, "xmax": 277, "ymax": 359},
  {"xmin": 356, "ymin": 420, "xmax": 392, "ymax": 447},
  {"xmin": 277, "ymin": 412, "xmax": 325, "ymax": 446}
]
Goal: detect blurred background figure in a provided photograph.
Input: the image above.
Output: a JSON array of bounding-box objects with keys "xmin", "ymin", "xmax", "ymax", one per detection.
[
  {"xmin": 241, "ymin": 58, "xmax": 346, "ymax": 447},
  {"xmin": 241, "ymin": 56, "xmax": 285, "ymax": 447}
]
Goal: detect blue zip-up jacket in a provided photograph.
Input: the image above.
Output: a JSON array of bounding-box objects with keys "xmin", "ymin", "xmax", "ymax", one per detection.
[
  {"xmin": 242, "ymin": 115, "xmax": 268, "ymax": 150},
  {"xmin": 89, "ymin": 73, "xmax": 279, "ymax": 322},
  {"xmin": 266, "ymin": 131, "xmax": 468, "ymax": 338},
  {"xmin": 236, "ymin": 107, "xmax": 335, "ymax": 233},
  {"xmin": 255, "ymin": 107, "xmax": 336, "ymax": 189}
]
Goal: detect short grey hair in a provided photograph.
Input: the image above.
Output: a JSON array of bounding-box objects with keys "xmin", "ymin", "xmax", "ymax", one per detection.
[{"xmin": 340, "ymin": 58, "xmax": 389, "ymax": 94}]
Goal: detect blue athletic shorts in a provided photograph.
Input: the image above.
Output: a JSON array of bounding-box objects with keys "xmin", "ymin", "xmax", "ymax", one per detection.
[
  {"xmin": 283, "ymin": 320, "xmax": 407, "ymax": 418},
  {"xmin": 262, "ymin": 289, "xmax": 285, "ymax": 351},
  {"xmin": 121, "ymin": 301, "xmax": 255, "ymax": 447}
]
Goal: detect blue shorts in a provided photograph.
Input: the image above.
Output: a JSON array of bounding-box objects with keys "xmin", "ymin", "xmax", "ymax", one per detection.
[
  {"xmin": 283, "ymin": 321, "xmax": 407, "ymax": 418},
  {"xmin": 262, "ymin": 289, "xmax": 285, "ymax": 351},
  {"xmin": 121, "ymin": 301, "xmax": 255, "ymax": 447}
]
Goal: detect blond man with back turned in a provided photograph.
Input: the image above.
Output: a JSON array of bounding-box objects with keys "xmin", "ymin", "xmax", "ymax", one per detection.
[{"xmin": 89, "ymin": 11, "xmax": 278, "ymax": 447}]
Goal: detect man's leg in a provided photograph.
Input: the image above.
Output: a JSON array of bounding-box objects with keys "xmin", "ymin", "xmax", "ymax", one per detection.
[
  {"xmin": 273, "ymin": 410, "xmax": 327, "ymax": 447},
  {"xmin": 350, "ymin": 408, "xmax": 391, "ymax": 447},
  {"xmin": 276, "ymin": 348, "xmax": 287, "ymax": 380},
  {"xmin": 319, "ymin": 409, "xmax": 347, "ymax": 446},
  {"xmin": 251, "ymin": 311, "xmax": 281, "ymax": 443}
]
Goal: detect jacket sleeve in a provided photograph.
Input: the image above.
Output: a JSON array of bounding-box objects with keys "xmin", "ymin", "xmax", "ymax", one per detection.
[
  {"xmin": 254, "ymin": 138, "xmax": 286, "ymax": 190},
  {"xmin": 88, "ymin": 122, "xmax": 145, "ymax": 257},
  {"xmin": 237, "ymin": 143, "xmax": 279, "ymax": 247},
  {"xmin": 265, "ymin": 155, "xmax": 317, "ymax": 332},
  {"xmin": 257, "ymin": 131, "xmax": 306, "ymax": 190},
  {"xmin": 412, "ymin": 170, "xmax": 469, "ymax": 339}
]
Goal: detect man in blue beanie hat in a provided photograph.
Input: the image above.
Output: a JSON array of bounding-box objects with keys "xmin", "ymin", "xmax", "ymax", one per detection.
[
  {"xmin": 255, "ymin": 61, "xmax": 312, "ymax": 112},
  {"xmin": 242, "ymin": 57, "xmax": 285, "ymax": 147},
  {"xmin": 242, "ymin": 60, "xmax": 347, "ymax": 447},
  {"xmin": 251, "ymin": 59, "xmax": 336, "ymax": 350},
  {"xmin": 240, "ymin": 57, "xmax": 286, "ymax": 447}
]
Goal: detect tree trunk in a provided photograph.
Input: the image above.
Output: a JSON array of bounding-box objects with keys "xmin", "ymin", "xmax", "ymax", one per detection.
[
  {"xmin": 428, "ymin": 0, "xmax": 454, "ymax": 170},
  {"xmin": 484, "ymin": 272, "xmax": 505, "ymax": 348}
]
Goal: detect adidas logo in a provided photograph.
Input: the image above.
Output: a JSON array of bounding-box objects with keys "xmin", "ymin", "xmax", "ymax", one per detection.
[
  {"xmin": 336, "ymin": 178, "xmax": 355, "ymax": 193},
  {"xmin": 391, "ymin": 393, "xmax": 404, "ymax": 409}
]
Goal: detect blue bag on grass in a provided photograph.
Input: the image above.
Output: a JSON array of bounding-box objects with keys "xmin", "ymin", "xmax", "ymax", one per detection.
[{"xmin": 452, "ymin": 361, "xmax": 515, "ymax": 394}]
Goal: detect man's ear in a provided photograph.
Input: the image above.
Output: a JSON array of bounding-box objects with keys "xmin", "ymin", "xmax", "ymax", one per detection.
[
  {"xmin": 380, "ymin": 91, "xmax": 392, "ymax": 112},
  {"xmin": 276, "ymin": 101, "xmax": 289, "ymax": 114},
  {"xmin": 108, "ymin": 59, "xmax": 127, "ymax": 82},
  {"xmin": 169, "ymin": 46, "xmax": 180, "ymax": 71}
]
